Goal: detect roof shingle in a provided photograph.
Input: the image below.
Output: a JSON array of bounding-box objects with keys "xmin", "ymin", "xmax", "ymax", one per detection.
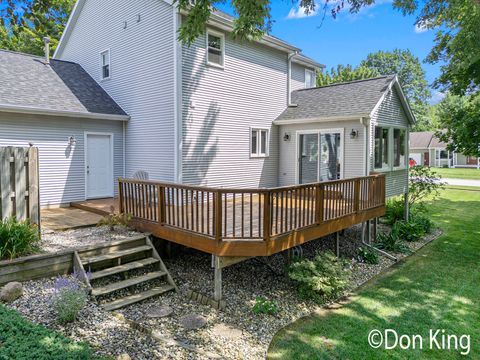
[{"xmin": 0, "ymin": 49, "xmax": 126, "ymax": 117}]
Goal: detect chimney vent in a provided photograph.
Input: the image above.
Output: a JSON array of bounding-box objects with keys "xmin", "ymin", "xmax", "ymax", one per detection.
[{"xmin": 43, "ymin": 37, "xmax": 51, "ymax": 64}]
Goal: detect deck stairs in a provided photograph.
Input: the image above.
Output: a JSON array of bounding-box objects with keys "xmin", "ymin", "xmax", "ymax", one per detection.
[{"xmin": 73, "ymin": 235, "xmax": 177, "ymax": 311}]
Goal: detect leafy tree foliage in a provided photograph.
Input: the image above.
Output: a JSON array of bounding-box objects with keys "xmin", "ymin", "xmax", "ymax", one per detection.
[
  {"xmin": 436, "ymin": 93, "xmax": 480, "ymax": 157},
  {"xmin": 316, "ymin": 64, "xmax": 379, "ymax": 86},
  {"xmin": 0, "ymin": 0, "xmax": 75, "ymax": 56}
]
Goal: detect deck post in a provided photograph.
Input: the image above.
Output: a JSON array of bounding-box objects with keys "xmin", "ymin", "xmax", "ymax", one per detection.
[
  {"xmin": 213, "ymin": 256, "xmax": 222, "ymax": 301},
  {"xmin": 315, "ymin": 184, "xmax": 324, "ymax": 224},
  {"xmin": 372, "ymin": 218, "xmax": 378, "ymax": 243},
  {"xmin": 215, "ymin": 192, "xmax": 222, "ymax": 242},
  {"xmin": 118, "ymin": 180, "xmax": 124, "ymax": 213},
  {"xmin": 158, "ymin": 185, "xmax": 166, "ymax": 224},
  {"xmin": 263, "ymin": 191, "xmax": 271, "ymax": 241},
  {"xmin": 366, "ymin": 219, "xmax": 371, "ymax": 244},
  {"xmin": 354, "ymin": 179, "xmax": 360, "ymax": 213},
  {"xmin": 335, "ymin": 232, "xmax": 340, "ymax": 257}
]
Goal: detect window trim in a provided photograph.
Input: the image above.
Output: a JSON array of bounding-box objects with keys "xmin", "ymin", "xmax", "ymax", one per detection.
[
  {"xmin": 250, "ymin": 127, "xmax": 270, "ymax": 158},
  {"xmin": 205, "ymin": 29, "xmax": 225, "ymax": 69},
  {"xmin": 374, "ymin": 125, "xmax": 408, "ymax": 172},
  {"xmin": 100, "ymin": 49, "xmax": 111, "ymax": 81},
  {"xmin": 305, "ymin": 68, "xmax": 316, "ymax": 88}
]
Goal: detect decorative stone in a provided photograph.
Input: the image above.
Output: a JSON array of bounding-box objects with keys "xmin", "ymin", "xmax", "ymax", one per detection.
[
  {"xmin": 0, "ymin": 282, "xmax": 23, "ymax": 303},
  {"xmin": 116, "ymin": 354, "xmax": 131, "ymax": 360},
  {"xmin": 179, "ymin": 314, "xmax": 207, "ymax": 331},
  {"xmin": 145, "ymin": 306, "xmax": 173, "ymax": 319},
  {"xmin": 211, "ymin": 323, "xmax": 242, "ymax": 340}
]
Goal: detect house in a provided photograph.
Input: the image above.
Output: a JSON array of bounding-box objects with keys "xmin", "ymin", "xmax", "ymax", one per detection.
[
  {"xmin": 410, "ymin": 131, "xmax": 479, "ymax": 168},
  {"xmin": 0, "ymin": 0, "xmax": 415, "ymax": 209}
]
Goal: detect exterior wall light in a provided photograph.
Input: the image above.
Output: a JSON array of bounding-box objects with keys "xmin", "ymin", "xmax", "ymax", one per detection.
[
  {"xmin": 350, "ymin": 129, "xmax": 359, "ymax": 139},
  {"xmin": 283, "ymin": 132, "xmax": 291, "ymax": 141},
  {"xmin": 68, "ymin": 136, "xmax": 77, "ymax": 146}
]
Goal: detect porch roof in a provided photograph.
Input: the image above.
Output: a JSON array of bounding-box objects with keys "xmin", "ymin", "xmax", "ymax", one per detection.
[{"xmin": 275, "ymin": 75, "xmax": 399, "ymax": 124}]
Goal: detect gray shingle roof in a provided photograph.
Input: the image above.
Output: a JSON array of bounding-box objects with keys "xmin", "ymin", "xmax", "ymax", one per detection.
[
  {"xmin": 0, "ymin": 49, "xmax": 127, "ymax": 117},
  {"xmin": 276, "ymin": 75, "xmax": 396, "ymax": 122},
  {"xmin": 410, "ymin": 131, "xmax": 434, "ymax": 148}
]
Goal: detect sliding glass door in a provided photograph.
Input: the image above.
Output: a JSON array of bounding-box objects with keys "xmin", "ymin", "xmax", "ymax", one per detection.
[{"xmin": 299, "ymin": 131, "xmax": 342, "ymax": 184}]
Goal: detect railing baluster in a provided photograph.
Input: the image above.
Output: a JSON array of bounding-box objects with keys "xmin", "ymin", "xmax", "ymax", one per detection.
[
  {"xmin": 263, "ymin": 192, "xmax": 271, "ymax": 241},
  {"xmin": 215, "ymin": 191, "xmax": 222, "ymax": 241}
]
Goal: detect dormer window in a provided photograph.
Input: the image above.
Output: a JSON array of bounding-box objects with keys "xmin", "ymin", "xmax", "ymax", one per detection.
[
  {"xmin": 305, "ymin": 69, "xmax": 316, "ymax": 88},
  {"xmin": 100, "ymin": 49, "xmax": 110, "ymax": 80},
  {"xmin": 206, "ymin": 30, "xmax": 224, "ymax": 68}
]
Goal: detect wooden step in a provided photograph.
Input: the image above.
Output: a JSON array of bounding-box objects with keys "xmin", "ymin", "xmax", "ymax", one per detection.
[
  {"xmin": 90, "ymin": 258, "xmax": 159, "ymax": 280},
  {"xmin": 82, "ymin": 245, "xmax": 152, "ymax": 266},
  {"xmin": 91, "ymin": 271, "xmax": 166, "ymax": 297},
  {"xmin": 103, "ymin": 284, "xmax": 175, "ymax": 311}
]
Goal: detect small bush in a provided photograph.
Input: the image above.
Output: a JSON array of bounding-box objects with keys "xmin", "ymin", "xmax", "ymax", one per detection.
[
  {"xmin": 375, "ymin": 231, "xmax": 410, "ymax": 254},
  {"xmin": 252, "ymin": 296, "xmax": 278, "ymax": 315},
  {"xmin": 392, "ymin": 221, "xmax": 425, "ymax": 242},
  {"xmin": 413, "ymin": 213, "xmax": 433, "ymax": 234},
  {"xmin": 357, "ymin": 246, "xmax": 379, "ymax": 264},
  {"xmin": 97, "ymin": 206, "xmax": 132, "ymax": 231},
  {"xmin": 383, "ymin": 198, "xmax": 405, "ymax": 226},
  {"xmin": 0, "ymin": 304, "xmax": 97, "ymax": 359},
  {"xmin": 0, "ymin": 218, "xmax": 40, "ymax": 260},
  {"xmin": 52, "ymin": 277, "xmax": 87, "ymax": 324},
  {"xmin": 288, "ymin": 251, "xmax": 351, "ymax": 303}
]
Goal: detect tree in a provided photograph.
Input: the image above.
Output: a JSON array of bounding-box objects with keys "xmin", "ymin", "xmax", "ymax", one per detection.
[
  {"xmin": 436, "ymin": 93, "xmax": 480, "ymax": 157},
  {"xmin": 361, "ymin": 49, "xmax": 432, "ymax": 131},
  {"xmin": 316, "ymin": 64, "xmax": 379, "ymax": 86},
  {"xmin": 0, "ymin": 0, "xmax": 75, "ymax": 56}
]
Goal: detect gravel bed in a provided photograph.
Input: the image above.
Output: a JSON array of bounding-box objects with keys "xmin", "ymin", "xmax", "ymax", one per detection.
[
  {"xmin": 10, "ymin": 223, "xmax": 441, "ymax": 359},
  {"xmin": 40, "ymin": 225, "xmax": 143, "ymax": 253}
]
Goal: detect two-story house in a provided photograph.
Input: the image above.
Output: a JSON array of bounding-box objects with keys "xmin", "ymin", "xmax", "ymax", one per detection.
[{"xmin": 0, "ymin": 0, "xmax": 415, "ymax": 209}]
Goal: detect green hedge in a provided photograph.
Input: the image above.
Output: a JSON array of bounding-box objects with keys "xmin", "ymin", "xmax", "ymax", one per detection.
[{"xmin": 0, "ymin": 305, "xmax": 103, "ymax": 360}]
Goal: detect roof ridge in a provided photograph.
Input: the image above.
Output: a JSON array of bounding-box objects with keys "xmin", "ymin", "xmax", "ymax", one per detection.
[
  {"xmin": 294, "ymin": 75, "xmax": 395, "ymax": 92},
  {"xmin": 0, "ymin": 48, "xmax": 44, "ymax": 59}
]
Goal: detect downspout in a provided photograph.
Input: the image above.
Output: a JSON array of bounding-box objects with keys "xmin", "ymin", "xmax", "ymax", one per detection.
[
  {"xmin": 360, "ymin": 117, "xmax": 370, "ymax": 176},
  {"xmin": 287, "ymin": 51, "xmax": 299, "ymax": 107}
]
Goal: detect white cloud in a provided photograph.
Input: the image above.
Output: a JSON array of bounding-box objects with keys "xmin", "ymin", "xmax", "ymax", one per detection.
[
  {"xmin": 414, "ymin": 24, "xmax": 428, "ymax": 33},
  {"xmin": 287, "ymin": 4, "xmax": 319, "ymax": 19},
  {"xmin": 429, "ymin": 90, "xmax": 446, "ymax": 104}
]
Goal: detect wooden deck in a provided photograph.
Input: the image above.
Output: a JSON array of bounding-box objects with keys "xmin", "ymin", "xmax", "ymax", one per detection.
[{"xmin": 118, "ymin": 175, "xmax": 386, "ymax": 257}]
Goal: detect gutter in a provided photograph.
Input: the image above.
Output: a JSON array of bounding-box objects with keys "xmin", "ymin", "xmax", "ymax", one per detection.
[
  {"xmin": 0, "ymin": 103, "xmax": 130, "ymax": 121},
  {"xmin": 273, "ymin": 114, "xmax": 370, "ymax": 126}
]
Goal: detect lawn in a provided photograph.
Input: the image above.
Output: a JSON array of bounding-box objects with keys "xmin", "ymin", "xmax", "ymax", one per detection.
[
  {"xmin": 268, "ymin": 187, "xmax": 480, "ymax": 359},
  {"xmin": 0, "ymin": 304, "xmax": 104, "ymax": 360},
  {"xmin": 434, "ymin": 167, "xmax": 480, "ymax": 180}
]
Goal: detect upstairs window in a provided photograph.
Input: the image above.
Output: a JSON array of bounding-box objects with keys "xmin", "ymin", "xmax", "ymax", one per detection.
[
  {"xmin": 305, "ymin": 69, "xmax": 316, "ymax": 88},
  {"xmin": 206, "ymin": 30, "xmax": 224, "ymax": 68},
  {"xmin": 393, "ymin": 128, "xmax": 406, "ymax": 167},
  {"xmin": 100, "ymin": 49, "xmax": 110, "ymax": 80},
  {"xmin": 251, "ymin": 128, "xmax": 269, "ymax": 157},
  {"xmin": 374, "ymin": 126, "xmax": 390, "ymax": 169}
]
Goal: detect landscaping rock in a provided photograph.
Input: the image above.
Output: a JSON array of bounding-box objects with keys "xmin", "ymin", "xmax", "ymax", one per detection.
[
  {"xmin": 145, "ymin": 305, "xmax": 173, "ymax": 318},
  {"xmin": 211, "ymin": 323, "xmax": 243, "ymax": 339},
  {"xmin": 0, "ymin": 282, "xmax": 23, "ymax": 303},
  {"xmin": 116, "ymin": 354, "xmax": 131, "ymax": 360},
  {"xmin": 179, "ymin": 314, "xmax": 207, "ymax": 330}
]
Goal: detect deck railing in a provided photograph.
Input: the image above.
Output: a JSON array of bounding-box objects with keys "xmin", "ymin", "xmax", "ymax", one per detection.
[{"xmin": 118, "ymin": 174, "xmax": 385, "ymax": 243}]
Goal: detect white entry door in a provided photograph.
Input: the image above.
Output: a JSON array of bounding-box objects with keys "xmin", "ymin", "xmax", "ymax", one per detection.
[{"xmin": 86, "ymin": 133, "xmax": 113, "ymax": 199}]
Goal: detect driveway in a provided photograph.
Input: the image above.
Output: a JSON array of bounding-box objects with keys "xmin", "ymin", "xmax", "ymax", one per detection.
[{"xmin": 443, "ymin": 178, "xmax": 480, "ymax": 187}]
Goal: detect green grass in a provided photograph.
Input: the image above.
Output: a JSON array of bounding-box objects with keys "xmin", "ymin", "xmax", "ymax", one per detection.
[
  {"xmin": 434, "ymin": 167, "xmax": 480, "ymax": 180},
  {"xmin": 0, "ymin": 304, "xmax": 105, "ymax": 359},
  {"xmin": 268, "ymin": 187, "xmax": 480, "ymax": 359}
]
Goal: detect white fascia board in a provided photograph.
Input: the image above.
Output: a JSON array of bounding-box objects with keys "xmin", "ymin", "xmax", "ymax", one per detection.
[
  {"xmin": 0, "ymin": 103, "xmax": 130, "ymax": 121},
  {"xmin": 273, "ymin": 114, "xmax": 370, "ymax": 125},
  {"xmin": 53, "ymin": 0, "xmax": 86, "ymax": 58}
]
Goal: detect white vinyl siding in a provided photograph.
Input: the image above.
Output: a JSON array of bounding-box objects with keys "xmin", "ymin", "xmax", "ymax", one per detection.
[
  {"xmin": 278, "ymin": 120, "xmax": 365, "ymax": 186},
  {"xmin": 370, "ymin": 87, "xmax": 410, "ymax": 197},
  {"xmin": 291, "ymin": 62, "xmax": 308, "ymax": 91},
  {"xmin": 181, "ymin": 28, "xmax": 287, "ymax": 188},
  {"xmin": 57, "ymin": 0, "xmax": 176, "ymax": 182},
  {"xmin": 0, "ymin": 112, "xmax": 123, "ymax": 207}
]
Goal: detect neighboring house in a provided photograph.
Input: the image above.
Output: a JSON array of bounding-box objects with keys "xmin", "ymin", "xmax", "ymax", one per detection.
[
  {"xmin": 410, "ymin": 131, "xmax": 479, "ymax": 169},
  {"xmin": 0, "ymin": 0, "xmax": 415, "ymax": 208}
]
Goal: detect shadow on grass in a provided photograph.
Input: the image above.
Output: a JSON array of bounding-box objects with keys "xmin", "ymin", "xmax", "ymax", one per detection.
[{"xmin": 268, "ymin": 192, "xmax": 480, "ymax": 360}]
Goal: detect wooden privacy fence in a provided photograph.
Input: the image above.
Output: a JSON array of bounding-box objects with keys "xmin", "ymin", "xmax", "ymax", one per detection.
[
  {"xmin": 0, "ymin": 147, "xmax": 40, "ymax": 225},
  {"xmin": 118, "ymin": 174, "xmax": 385, "ymax": 256}
]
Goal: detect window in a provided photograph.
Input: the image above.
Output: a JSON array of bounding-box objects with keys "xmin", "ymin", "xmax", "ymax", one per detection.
[
  {"xmin": 100, "ymin": 49, "xmax": 110, "ymax": 80},
  {"xmin": 374, "ymin": 126, "xmax": 390, "ymax": 169},
  {"xmin": 439, "ymin": 150, "xmax": 448, "ymax": 159},
  {"xmin": 305, "ymin": 69, "xmax": 316, "ymax": 88},
  {"xmin": 206, "ymin": 30, "xmax": 224, "ymax": 67},
  {"xmin": 393, "ymin": 128, "xmax": 406, "ymax": 167},
  {"xmin": 251, "ymin": 128, "xmax": 269, "ymax": 157}
]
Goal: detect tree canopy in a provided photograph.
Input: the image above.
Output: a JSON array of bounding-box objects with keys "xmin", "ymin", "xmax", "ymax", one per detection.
[
  {"xmin": 316, "ymin": 65, "xmax": 380, "ymax": 86},
  {"xmin": 0, "ymin": 0, "xmax": 75, "ymax": 56}
]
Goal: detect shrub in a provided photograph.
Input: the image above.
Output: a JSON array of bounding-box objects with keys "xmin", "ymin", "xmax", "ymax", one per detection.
[
  {"xmin": 357, "ymin": 246, "xmax": 379, "ymax": 264},
  {"xmin": 409, "ymin": 166, "xmax": 445, "ymax": 206},
  {"xmin": 392, "ymin": 221, "xmax": 425, "ymax": 242},
  {"xmin": 374, "ymin": 231, "xmax": 410, "ymax": 254},
  {"xmin": 288, "ymin": 251, "xmax": 351, "ymax": 303},
  {"xmin": 0, "ymin": 304, "xmax": 97, "ymax": 359},
  {"xmin": 97, "ymin": 206, "xmax": 132, "ymax": 231},
  {"xmin": 0, "ymin": 218, "xmax": 40, "ymax": 260},
  {"xmin": 52, "ymin": 276, "xmax": 87, "ymax": 324},
  {"xmin": 383, "ymin": 198, "xmax": 406, "ymax": 226},
  {"xmin": 252, "ymin": 296, "xmax": 278, "ymax": 315},
  {"xmin": 414, "ymin": 213, "xmax": 433, "ymax": 234}
]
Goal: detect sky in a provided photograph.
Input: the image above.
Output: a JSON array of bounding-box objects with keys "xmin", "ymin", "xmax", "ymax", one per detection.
[{"xmin": 217, "ymin": 0, "xmax": 445, "ymax": 104}]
